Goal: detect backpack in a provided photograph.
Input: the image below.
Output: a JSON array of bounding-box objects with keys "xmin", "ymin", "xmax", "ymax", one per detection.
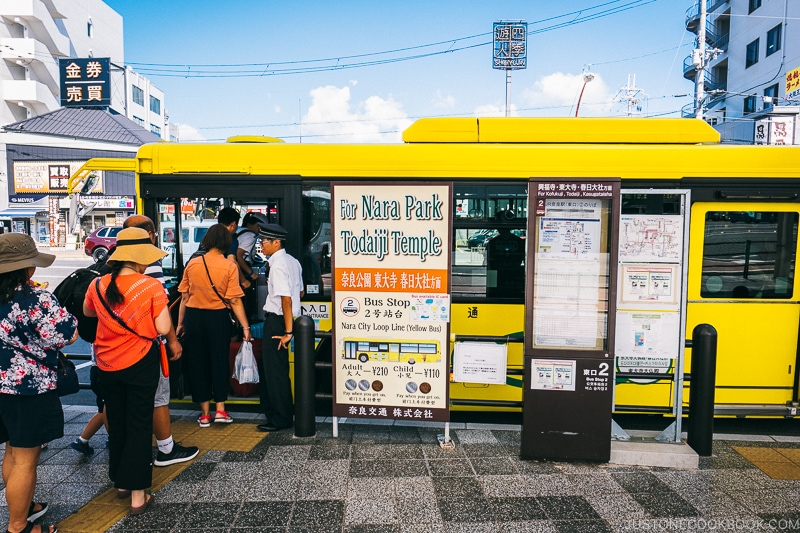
[
  {"xmin": 236, "ymin": 228, "xmax": 257, "ymax": 265},
  {"xmin": 52, "ymin": 257, "xmax": 112, "ymax": 343}
]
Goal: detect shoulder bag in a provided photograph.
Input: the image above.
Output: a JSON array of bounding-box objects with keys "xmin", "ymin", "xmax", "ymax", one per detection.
[
  {"xmin": 56, "ymin": 352, "xmax": 80, "ymax": 396},
  {"xmin": 94, "ymin": 278, "xmax": 169, "ymax": 377},
  {"xmin": 201, "ymin": 256, "xmax": 238, "ymax": 327}
]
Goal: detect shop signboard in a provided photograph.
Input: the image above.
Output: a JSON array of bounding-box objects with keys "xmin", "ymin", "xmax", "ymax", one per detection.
[
  {"xmin": 59, "ymin": 58, "xmax": 111, "ymax": 108},
  {"xmin": 332, "ymin": 183, "xmax": 451, "ymax": 422},
  {"xmin": 13, "ymin": 161, "xmax": 103, "ymax": 194}
]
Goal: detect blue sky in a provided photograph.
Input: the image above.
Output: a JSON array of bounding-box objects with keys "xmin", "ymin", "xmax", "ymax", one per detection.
[{"xmin": 104, "ymin": 0, "xmax": 696, "ymax": 142}]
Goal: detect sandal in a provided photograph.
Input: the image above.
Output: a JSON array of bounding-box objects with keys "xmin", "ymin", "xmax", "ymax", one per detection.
[
  {"xmin": 129, "ymin": 493, "xmax": 154, "ymax": 516},
  {"xmin": 27, "ymin": 501, "xmax": 48, "ymax": 522},
  {"xmin": 7, "ymin": 522, "xmax": 57, "ymax": 533},
  {"xmin": 197, "ymin": 414, "xmax": 211, "ymax": 428},
  {"xmin": 214, "ymin": 410, "xmax": 233, "ymax": 423}
]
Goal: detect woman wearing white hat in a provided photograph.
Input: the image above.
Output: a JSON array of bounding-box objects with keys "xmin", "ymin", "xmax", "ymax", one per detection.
[
  {"xmin": 0, "ymin": 233, "xmax": 77, "ymax": 533},
  {"xmin": 83, "ymin": 227, "xmax": 172, "ymax": 516}
]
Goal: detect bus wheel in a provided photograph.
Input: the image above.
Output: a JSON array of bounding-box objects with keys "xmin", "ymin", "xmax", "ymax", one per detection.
[{"xmin": 359, "ymin": 353, "xmax": 369, "ymax": 363}]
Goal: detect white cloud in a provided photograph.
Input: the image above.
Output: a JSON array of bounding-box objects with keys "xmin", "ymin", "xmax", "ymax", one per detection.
[
  {"xmin": 521, "ymin": 72, "xmax": 613, "ymax": 116},
  {"xmin": 473, "ymin": 103, "xmax": 517, "ymax": 117},
  {"xmin": 174, "ymin": 123, "xmax": 205, "ymax": 141},
  {"xmin": 432, "ymin": 90, "xmax": 456, "ymax": 109},
  {"xmin": 302, "ymin": 85, "xmax": 412, "ymax": 143},
  {"xmin": 274, "ymin": 106, "xmax": 281, "ymax": 114}
]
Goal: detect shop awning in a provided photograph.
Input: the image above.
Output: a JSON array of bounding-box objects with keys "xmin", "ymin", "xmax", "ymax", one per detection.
[{"xmin": 0, "ymin": 209, "xmax": 47, "ymax": 219}]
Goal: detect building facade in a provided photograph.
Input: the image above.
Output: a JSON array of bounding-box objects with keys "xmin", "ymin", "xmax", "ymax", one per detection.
[
  {"xmin": 0, "ymin": 0, "xmax": 168, "ymax": 138},
  {"xmin": 684, "ymin": 0, "xmax": 800, "ymax": 143}
]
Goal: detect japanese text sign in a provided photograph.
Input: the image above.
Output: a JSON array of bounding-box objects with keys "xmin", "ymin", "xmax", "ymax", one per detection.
[{"xmin": 59, "ymin": 58, "xmax": 111, "ymax": 108}]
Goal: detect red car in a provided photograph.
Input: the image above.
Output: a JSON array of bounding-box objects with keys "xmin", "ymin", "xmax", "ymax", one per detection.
[{"xmin": 84, "ymin": 226, "xmax": 122, "ymax": 261}]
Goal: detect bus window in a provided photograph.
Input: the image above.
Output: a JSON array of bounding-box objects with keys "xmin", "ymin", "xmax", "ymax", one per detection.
[
  {"xmin": 302, "ymin": 186, "xmax": 331, "ymax": 300},
  {"xmin": 453, "ymin": 184, "xmax": 527, "ymax": 301},
  {"xmin": 701, "ymin": 211, "xmax": 797, "ymax": 298}
]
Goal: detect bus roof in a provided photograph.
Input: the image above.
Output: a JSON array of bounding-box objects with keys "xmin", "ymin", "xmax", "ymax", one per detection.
[{"xmin": 401, "ymin": 117, "xmax": 721, "ymax": 144}]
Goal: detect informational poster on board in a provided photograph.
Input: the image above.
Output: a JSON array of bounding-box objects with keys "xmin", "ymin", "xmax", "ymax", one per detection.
[
  {"xmin": 332, "ymin": 184, "xmax": 451, "ymax": 422},
  {"xmin": 615, "ymin": 208, "xmax": 687, "ymax": 372},
  {"xmin": 453, "ymin": 342, "xmax": 508, "ymax": 384},
  {"xmin": 533, "ymin": 196, "xmax": 607, "ymax": 349}
]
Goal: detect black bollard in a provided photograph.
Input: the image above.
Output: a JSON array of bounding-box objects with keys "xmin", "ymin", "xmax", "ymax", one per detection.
[
  {"xmin": 686, "ymin": 323, "xmax": 717, "ymax": 457},
  {"xmin": 293, "ymin": 315, "xmax": 316, "ymax": 438}
]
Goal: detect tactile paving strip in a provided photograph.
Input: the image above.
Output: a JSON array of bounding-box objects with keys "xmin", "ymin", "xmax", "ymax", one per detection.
[
  {"xmin": 57, "ymin": 421, "xmax": 265, "ymax": 532},
  {"xmin": 733, "ymin": 446, "xmax": 800, "ymax": 480}
]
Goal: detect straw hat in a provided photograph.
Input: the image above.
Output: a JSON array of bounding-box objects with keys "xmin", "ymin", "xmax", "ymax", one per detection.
[
  {"xmin": 0, "ymin": 233, "xmax": 55, "ymax": 274},
  {"xmin": 108, "ymin": 227, "xmax": 167, "ymax": 265}
]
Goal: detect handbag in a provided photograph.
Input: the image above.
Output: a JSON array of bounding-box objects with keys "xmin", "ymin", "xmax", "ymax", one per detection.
[
  {"xmin": 94, "ymin": 278, "xmax": 169, "ymax": 378},
  {"xmin": 201, "ymin": 256, "xmax": 237, "ymax": 326},
  {"xmin": 56, "ymin": 351, "xmax": 80, "ymax": 396},
  {"xmin": 232, "ymin": 340, "xmax": 259, "ymax": 384}
]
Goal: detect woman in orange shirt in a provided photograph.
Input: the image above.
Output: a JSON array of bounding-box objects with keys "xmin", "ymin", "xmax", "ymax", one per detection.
[
  {"xmin": 177, "ymin": 224, "xmax": 251, "ymax": 427},
  {"xmin": 84, "ymin": 228, "xmax": 172, "ymax": 516}
]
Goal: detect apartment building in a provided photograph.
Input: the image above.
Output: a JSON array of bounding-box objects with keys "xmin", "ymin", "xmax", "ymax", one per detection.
[
  {"xmin": 684, "ymin": 0, "xmax": 800, "ymax": 143},
  {"xmin": 0, "ymin": 0, "xmax": 167, "ymax": 137}
]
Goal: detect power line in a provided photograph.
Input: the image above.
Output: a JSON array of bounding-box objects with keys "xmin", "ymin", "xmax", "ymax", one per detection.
[{"xmin": 126, "ymin": 0, "xmax": 660, "ymax": 78}]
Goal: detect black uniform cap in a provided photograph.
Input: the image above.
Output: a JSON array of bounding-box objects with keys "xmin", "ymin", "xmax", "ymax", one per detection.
[{"xmin": 258, "ymin": 223, "xmax": 289, "ymax": 240}]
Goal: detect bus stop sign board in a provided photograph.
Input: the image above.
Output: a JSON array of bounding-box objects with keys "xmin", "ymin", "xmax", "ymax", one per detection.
[{"xmin": 331, "ymin": 183, "xmax": 452, "ymax": 422}]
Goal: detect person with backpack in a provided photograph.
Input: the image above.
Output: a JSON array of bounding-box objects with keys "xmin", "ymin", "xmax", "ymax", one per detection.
[{"xmin": 235, "ymin": 212, "xmax": 267, "ymax": 320}]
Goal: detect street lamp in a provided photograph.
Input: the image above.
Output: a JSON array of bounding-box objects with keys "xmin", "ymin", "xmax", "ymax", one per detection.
[{"xmin": 575, "ymin": 72, "xmax": 595, "ymax": 117}]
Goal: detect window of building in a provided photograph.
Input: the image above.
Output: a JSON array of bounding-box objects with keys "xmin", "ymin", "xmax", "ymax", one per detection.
[
  {"xmin": 149, "ymin": 96, "xmax": 161, "ymax": 115},
  {"xmin": 701, "ymin": 211, "xmax": 796, "ymax": 299},
  {"xmin": 744, "ymin": 95, "xmax": 757, "ymax": 115},
  {"xmin": 132, "ymin": 115, "xmax": 144, "ymax": 127},
  {"xmin": 746, "ymin": 39, "xmax": 759, "ymax": 68},
  {"xmin": 150, "ymin": 124, "xmax": 161, "ymax": 136},
  {"xmin": 749, "ymin": 0, "xmax": 761, "ymax": 13},
  {"xmin": 764, "ymin": 84, "xmax": 779, "ymax": 109},
  {"xmin": 766, "ymin": 24, "xmax": 782, "ymax": 57},
  {"xmin": 132, "ymin": 85, "xmax": 144, "ymax": 106}
]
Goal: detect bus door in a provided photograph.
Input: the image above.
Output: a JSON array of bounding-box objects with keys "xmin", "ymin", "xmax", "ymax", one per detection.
[{"xmin": 688, "ymin": 203, "xmax": 799, "ymax": 412}]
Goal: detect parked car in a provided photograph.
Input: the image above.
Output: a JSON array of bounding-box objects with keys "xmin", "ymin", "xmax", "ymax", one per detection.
[{"xmin": 84, "ymin": 226, "xmax": 122, "ymax": 261}]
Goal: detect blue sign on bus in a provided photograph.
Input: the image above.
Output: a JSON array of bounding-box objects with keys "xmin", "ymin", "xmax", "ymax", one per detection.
[{"xmin": 493, "ymin": 21, "xmax": 527, "ymax": 70}]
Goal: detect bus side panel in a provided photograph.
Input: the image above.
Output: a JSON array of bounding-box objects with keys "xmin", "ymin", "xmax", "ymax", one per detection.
[
  {"xmin": 449, "ymin": 303, "xmax": 524, "ymax": 411},
  {"xmin": 686, "ymin": 302, "xmax": 799, "ymax": 405}
]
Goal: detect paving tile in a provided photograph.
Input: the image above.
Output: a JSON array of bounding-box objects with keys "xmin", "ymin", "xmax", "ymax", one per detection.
[
  {"xmin": 344, "ymin": 496, "xmax": 397, "ymax": 524},
  {"xmin": 233, "ymin": 500, "xmax": 293, "ymax": 527},
  {"xmin": 610, "ymin": 471, "xmax": 672, "ymax": 493},
  {"xmin": 537, "ymin": 496, "xmax": 602, "ymax": 521},
  {"xmin": 395, "ymin": 496, "xmax": 443, "ymax": 525},
  {"xmin": 522, "ymin": 473, "xmax": 579, "ymax": 496},
  {"xmin": 177, "ymin": 501, "xmax": 239, "ymax": 529},
  {"xmin": 427, "ymin": 458, "xmax": 474, "ymax": 477},
  {"xmin": 432, "ymin": 476, "xmax": 484, "ymax": 499},
  {"xmin": 627, "ymin": 491, "xmax": 699, "ymax": 518},
  {"xmin": 470, "ymin": 456, "xmax": 520, "ymax": 476},
  {"xmin": 496, "ymin": 521, "xmax": 558, "ymax": 533},
  {"xmin": 437, "ymin": 496, "xmax": 493, "ymax": 522},
  {"xmin": 583, "ymin": 492, "xmax": 647, "ymax": 521},
  {"xmin": 454, "ymin": 429, "xmax": 499, "ymax": 444},
  {"xmin": 349, "ymin": 459, "xmax": 396, "ymax": 477},
  {"xmin": 290, "ymin": 499, "xmax": 346, "ymax": 529},
  {"xmin": 489, "ymin": 496, "xmax": 547, "ymax": 521},
  {"xmin": 395, "ymin": 476, "xmax": 436, "ymax": 499}
]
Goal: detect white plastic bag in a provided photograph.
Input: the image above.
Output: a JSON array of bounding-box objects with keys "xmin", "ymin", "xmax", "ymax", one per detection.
[{"xmin": 232, "ymin": 341, "xmax": 259, "ymax": 384}]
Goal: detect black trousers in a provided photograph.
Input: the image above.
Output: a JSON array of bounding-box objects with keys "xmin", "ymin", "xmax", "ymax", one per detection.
[
  {"xmin": 259, "ymin": 312, "xmax": 294, "ymax": 427},
  {"xmin": 184, "ymin": 307, "xmax": 232, "ymax": 404},
  {"xmin": 98, "ymin": 343, "xmax": 159, "ymax": 490}
]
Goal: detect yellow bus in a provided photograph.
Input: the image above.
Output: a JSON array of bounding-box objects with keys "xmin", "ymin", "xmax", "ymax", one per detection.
[
  {"xmin": 343, "ymin": 339, "xmax": 441, "ymax": 364},
  {"xmin": 71, "ymin": 117, "xmax": 800, "ymax": 418}
]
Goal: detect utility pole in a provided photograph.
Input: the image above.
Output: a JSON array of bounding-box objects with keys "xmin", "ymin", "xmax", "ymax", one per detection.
[
  {"xmin": 693, "ymin": 0, "xmax": 707, "ymax": 121},
  {"xmin": 618, "ymin": 74, "xmax": 647, "ymax": 116}
]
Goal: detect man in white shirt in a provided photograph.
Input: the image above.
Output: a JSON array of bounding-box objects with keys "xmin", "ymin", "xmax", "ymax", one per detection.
[{"xmin": 256, "ymin": 223, "xmax": 303, "ymax": 432}]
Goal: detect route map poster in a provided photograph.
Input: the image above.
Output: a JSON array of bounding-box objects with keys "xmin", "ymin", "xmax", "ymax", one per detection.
[{"xmin": 332, "ymin": 183, "xmax": 451, "ymax": 422}]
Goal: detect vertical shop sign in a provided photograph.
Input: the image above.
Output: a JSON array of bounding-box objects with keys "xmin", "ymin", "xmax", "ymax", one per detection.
[
  {"xmin": 332, "ymin": 184, "xmax": 451, "ymax": 422},
  {"xmin": 59, "ymin": 58, "xmax": 111, "ymax": 108}
]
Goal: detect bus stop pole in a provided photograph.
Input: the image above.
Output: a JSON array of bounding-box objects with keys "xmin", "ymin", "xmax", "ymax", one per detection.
[
  {"xmin": 686, "ymin": 323, "xmax": 717, "ymax": 456},
  {"xmin": 293, "ymin": 315, "xmax": 316, "ymax": 438}
]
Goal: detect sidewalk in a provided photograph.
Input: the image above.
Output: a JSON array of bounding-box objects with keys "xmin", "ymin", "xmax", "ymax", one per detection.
[{"xmin": 7, "ymin": 405, "xmax": 800, "ymax": 532}]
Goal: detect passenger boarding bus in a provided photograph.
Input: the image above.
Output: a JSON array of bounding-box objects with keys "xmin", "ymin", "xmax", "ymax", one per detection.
[{"xmin": 70, "ymin": 117, "xmax": 800, "ymax": 418}]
